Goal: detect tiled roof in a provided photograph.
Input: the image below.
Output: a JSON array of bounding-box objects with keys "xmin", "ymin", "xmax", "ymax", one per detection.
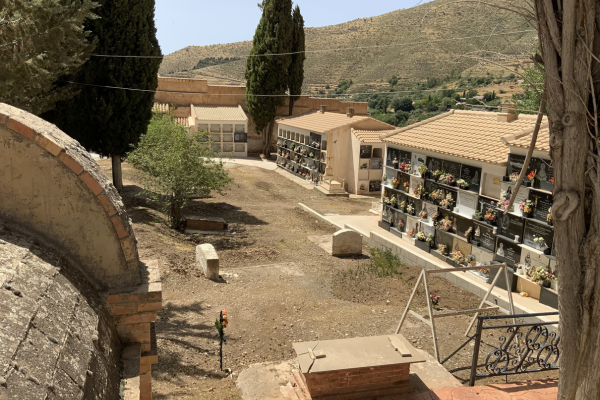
[
  {"xmin": 353, "ymin": 129, "xmax": 395, "ymax": 143},
  {"xmin": 382, "ymin": 110, "xmax": 548, "ymax": 165},
  {"xmin": 501, "ymin": 127, "xmax": 551, "ymax": 152},
  {"xmin": 277, "ymin": 111, "xmax": 371, "ymax": 133},
  {"xmin": 192, "ymin": 105, "xmax": 247, "ymax": 121}
]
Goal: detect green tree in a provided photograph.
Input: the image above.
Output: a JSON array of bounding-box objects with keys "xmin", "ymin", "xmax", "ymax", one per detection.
[
  {"xmin": 388, "ymin": 75, "xmax": 398, "ymax": 87},
  {"xmin": 0, "ymin": 0, "xmax": 97, "ymax": 115},
  {"xmin": 287, "ymin": 4, "xmax": 305, "ymax": 116},
  {"xmin": 441, "ymin": 97, "xmax": 455, "ymax": 109},
  {"xmin": 44, "ymin": 0, "xmax": 162, "ymax": 193},
  {"xmin": 511, "ymin": 66, "xmax": 544, "ymax": 112},
  {"xmin": 245, "ymin": 0, "xmax": 293, "ymax": 155},
  {"xmin": 391, "ymin": 97, "xmax": 414, "ymax": 112},
  {"xmin": 483, "ymin": 91, "xmax": 496, "ymax": 102},
  {"xmin": 128, "ymin": 115, "xmax": 232, "ymax": 229},
  {"xmin": 466, "ymin": 89, "xmax": 478, "ymax": 98}
]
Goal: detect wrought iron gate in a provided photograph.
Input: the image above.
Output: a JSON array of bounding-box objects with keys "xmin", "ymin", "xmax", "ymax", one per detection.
[{"xmin": 469, "ymin": 312, "xmax": 560, "ymax": 386}]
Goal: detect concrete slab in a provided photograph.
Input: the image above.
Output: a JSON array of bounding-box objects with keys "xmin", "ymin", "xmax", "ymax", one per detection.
[{"xmin": 236, "ymin": 361, "xmax": 298, "ymax": 400}]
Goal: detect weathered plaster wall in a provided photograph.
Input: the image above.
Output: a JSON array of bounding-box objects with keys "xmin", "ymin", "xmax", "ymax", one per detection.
[{"xmin": 0, "ymin": 103, "xmax": 140, "ymax": 289}]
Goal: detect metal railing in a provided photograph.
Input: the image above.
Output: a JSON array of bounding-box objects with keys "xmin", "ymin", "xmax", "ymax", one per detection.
[{"xmin": 469, "ymin": 312, "xmax": 560, "ymax": 386}]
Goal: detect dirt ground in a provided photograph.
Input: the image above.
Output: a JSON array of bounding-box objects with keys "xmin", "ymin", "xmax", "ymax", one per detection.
[{"xmin": 98, "ymin": 159, "xmax": 557, "ymax": 400}]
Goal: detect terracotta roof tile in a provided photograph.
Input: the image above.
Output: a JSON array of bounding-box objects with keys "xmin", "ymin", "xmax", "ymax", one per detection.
[
  {"xmin": 382, "ymin": 110, "xmax": 548, "ymax": 165},
  {"xmin": 352, "ymin": 129, "xmax": 395, "ymax": 143},
  {"xmin": 502, "ymin": 127, "xmax": 551, "ymax": 152},
  {"xmin": 277, "ymin": 111, "xmax": 371, "ymax": 133},
  {"xmin": 192, "ymin": 105, "xmax": 247, "ymax": 121}
]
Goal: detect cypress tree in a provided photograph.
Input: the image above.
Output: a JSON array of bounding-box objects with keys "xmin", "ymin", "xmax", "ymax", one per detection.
[
  {"xmin": 287, "ymin": 5, "xmax": 305, "ymax": 116},
  {"xmin": 0, "ymin": 0, "xmax": 97, "ymax": 115},
  {"xmin": 245, "ymin": 0, "xmax": 293, "ymax": 156},
  {"xmin": 44, "ymin": 0, "xmax": 162, "ymax": 192}
]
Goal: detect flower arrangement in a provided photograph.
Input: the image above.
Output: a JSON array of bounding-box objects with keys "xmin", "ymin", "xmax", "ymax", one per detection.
[
  {"xmin": 418, "ymin": 164, "xmax": 428, "ymax": 175},
  {"xmin": 546, "ymin": 207, "xmax": 553, "ymax": 225},
  {"xmin": 406, "ymin": 228, "xmax": 416, "ymax": 238},
  {"xmin": 451, "ymin": 250, "xmax": 465, "ymax": 264},
  {"xmin": 464, "ymin": 254, "xmax": 476, "ymax": 265},
  {"xmin": 390, "ymin": 195, "xmax": 397, "ymax": 207},
  {"xmin": 432, "ymin": 211, "xmax": 440, "ymax": 221},
  {"xmin": 432, "ymin": 170, "xmax": 443, "ymax": 180},
  {"xmin": 397, "ymin": 220, "xmax": 405, "ymax": 230},
  {"xmin": 430, "ymin": 292, "xmax": 440, "ymax": 306},
  {"xmin": 509, "ymin": 172, "xmax": 520, "ymax": 182},
  {"xmin": 473, "ymin": 210, "xmax": 483, "ymax": 220},
  {"xmin": 399, "ymin": 161, "xmax": 412, "ymax": 172},
  {"xmin": 406, "ymin": 204, "xmax": 415, "ymax": 215},
  {"xmin": 549, "ymin": 177, "xmax": 555, "ymax": 184},
  {"xmin": 465, "ymin": 226, "xmax": 474, "ymax": 240},
  {"xmin": 484, "ymin": 208, "xmax": 497, "ymax": 223},
  {"xmin": 437, "ymin": 217, "xmax": 453, "ymax": 232},
  {"xmin": 379, "ymin": 161, "xmax": 383, "ymax": 168},
  {"xmin": 533, "ymin": 235, "xmax": 548, "ymax": 250},
  {"xmin": 391, "ymin": 178, "xmax": 400, "ymax": 188},
  {"xmin": 413, "ymin": 184, "xmax": 425, "ymax": 197},
  {"xmin": 392, "ymin": 157, "xmax": 399, "ymax": 166},
  {"xmin": 381, "ymin": 174, "xmax": 387, "ymax": 183},
  {"xmin": 418, "ymin": 210, "xmax": 428, "ymax": 220},
  {"xmin": 527, "ymin": 170, "xmax": 537, "ymax": 181},
  {"xmin": 425, "ymin": 233, "xmax": 435, "ymax": 244},
  {"xmin": 430, "ymin": 189, "xmax": 445, "ymax": 203},
  {"xmin": 383, "ymin": 195, "xmax": 391, "ymax": 204},
  {"xmin": 457, "ymin": 179, "xmax": 469, "ymax": 189},
  {"xmin": 439, "ymin": 193, "xmax": 455, "ymax": 209},
  {"xmin": 301, "ymin": 148, "xmax": 308, "ymax": 155},
  {"xmin": 400, "ymin": 200, "xmax": 408, "ymax": 212},
  {"xmin": 519, "ymin": 199, "xmax": 535, "ymax": 215},
  {"xmin": 403, "ymin": 181, "xmax": 410, "ymax": 192},
  {"xmin": 497, "ymin": 198, "xmax": 510, "ymax": 211},
  {"xmin": 527, "ymin": 266, "xmax": 556, "ymax": 286},
  {"xmin": 440, "ymin": 173, "xmax": 455, "ymax": 185},
  {"xmin": 416, "ymin": 231, "xmax": 427, "ymax": 241},
  {"xmin": 309, "ymin": 152, "xmax": 314, "ymax": 158},
  {"xmin": 360, "ymin": 163, "xmax": 368, "ymax": 170},
  {"xmin": 437, "ymin": 244, "xmax": 448, "ymax": 255}
]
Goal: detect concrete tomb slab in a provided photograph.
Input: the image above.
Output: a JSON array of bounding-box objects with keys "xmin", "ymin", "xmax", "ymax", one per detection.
[{"xmin": 196, "ymin": 243, "xmax": 220, "ymax": 281}]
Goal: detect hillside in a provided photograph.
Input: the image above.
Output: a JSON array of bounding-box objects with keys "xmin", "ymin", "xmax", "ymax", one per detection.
[{"xmin": 159, "ymin": 0, "xmax": 536, "ymax": 93}]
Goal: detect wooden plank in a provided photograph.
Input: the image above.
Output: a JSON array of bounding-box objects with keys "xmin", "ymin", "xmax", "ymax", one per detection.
[
  {"xmin": 408, "ymin": 310, "xmax": 432, "ymax": 326},
  {"xmin": 465, "ymin": 265, "xmax": 504, "ymax": 336},
  {"xmin": 426, "ymin": 263, "xmax": 507, "ymax": 273},
  {"xmin": 422, "ymin": 272, "xmax": 440, "ymax": 362},
  {"xmin": 395, "ymin": 270, "xmax": 424, "ymax": 334},
  {"xmin": 433, "ymin": 306, "xmax": 499, "ymax": 318},
  {"xmin": 387, "ymin": 336, "xmax": 412, "ymax": 357}
]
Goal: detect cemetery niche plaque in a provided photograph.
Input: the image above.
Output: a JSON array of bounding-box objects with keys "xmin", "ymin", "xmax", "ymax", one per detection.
[
  {"xmin": 529, "ymin": 189, "xmax": 553, "ymax": 222},
  {"xmin": 410, "ymin": 197, "xmax": 423, "ymax": 215},
  {"xmin": 473, "ymin": 221, "xmax": 495, "ymax": 252},
  {"xmin": 460, "ymin": 163, "xmax": 482, "ymax": 193},
  {"xmin": 457, "ymin": 190, "xmax": 478, "ymax": 215},
  {"xmin": 369, "ymin": 180, "xmax": 381, "ymax": 192},
  {"xmin": 454, "ymin": 214, "xmax": 473, "ymax": 239},
  {"xmin": 494, "ymin": 236, "xmax": 522, "ymax": 268},
  {"xmin": 399, "ymin": 149, "xmax": 412, "ymax": 164},
  {"xmin": 442, "ymin": 160, "xmax": 461, "ymax": 180},
  {"xmin": 398, "ymin": 171, "xmax": 411, "ymax": 191},
  {"xmin": 406, "ymin": 215, "xmax": 420, "ymax": 233},
  {"xmin": 425, "ymin": 203, "xmax": 438, "ymax": 224},
  {"xmin": 426, "ymin": 157, "xmax": 444, "ymax": 174},
  {"xmin": 507, "ymin": 153, "xmax": 528, "ymax": 176},
  {"xmin": 523, "ymin": 219, "xmax": 554, "ymax": 253},
  {"xmin": 371, "ymin": 158, "xmax": 383, "ymax": 170},
  {"xmin": 530, "ymin": 158, "xmax": 554, "ymax": 190},
  {"xmin": 382, "ymin": 206, "xmax": 393, "ymax": 225},
  {"xmin": 360, "ymin": 145, "xmax": 373, "ymax": 159},
  {"xmin": 386, "ymin": 148, "xmax": 400, "ymax": 167},
  {"xmin": 410, "ymin": 176, "xmax": 425, "ymax": 195},
  {"xmin": 410, "ymin": 153, "xmax": 427, "ymax": 176},
  {"xmin": 453, "ymin": 237, "xmax": 472, "ymax": 257},
  {"xmin": 478, "ymin": 195, "xmax": 498, "ymax": 214},
  {"xmin": 520, "ymin": 250, "xmax": 550, "ymax": 271},
  {"xmin": 497, "ymin": 213, "xmax": 525, "ymax": 242},
  {"xmin": 435, "ymin": 229, "xmax": 454, "ymax": 253},
  {"xmin": 472, "ymin": 247, "xmax": 494, "ymax": 264},
  {"xmin": 395, "ymin": 211, "xmax": 408, "ymax": 232},
  {"xmin": 424, "ymin": 180, "xmax": 440, "ymax": 199}
]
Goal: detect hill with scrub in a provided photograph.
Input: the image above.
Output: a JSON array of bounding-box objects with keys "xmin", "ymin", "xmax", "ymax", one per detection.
[{"xmin": 159, "ymin": 0, "xmax": 536, "ymax": 94}]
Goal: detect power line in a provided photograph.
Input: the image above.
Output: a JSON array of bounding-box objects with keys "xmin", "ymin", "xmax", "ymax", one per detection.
[
  {"xmin": 59, "ymin": 80, "xmax": 528, "ymax": 98},
  {"xmin": 88, "ymin": 29, "xmax": 535, "ymax": 59}
]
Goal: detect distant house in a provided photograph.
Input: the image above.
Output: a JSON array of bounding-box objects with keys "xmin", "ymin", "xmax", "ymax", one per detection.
[{"xmin": 276, "ymin": 106, "xmax": 394, "ymax": 194}]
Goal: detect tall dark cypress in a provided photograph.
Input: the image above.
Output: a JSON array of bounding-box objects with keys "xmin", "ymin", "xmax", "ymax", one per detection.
[
  {"xmin": 244, "ymin": 0, "xmax": 293, "ymax": 156},
  {"xmin": 44, "ymin": 0, "xmax": 162, "ymax": 192},
  {"xmin": 288, "ymin": 5, "xmax": 305, "ymax": 116}
]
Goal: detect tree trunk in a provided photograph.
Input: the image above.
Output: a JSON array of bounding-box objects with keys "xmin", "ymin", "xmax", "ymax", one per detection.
[
  {"xmin": 289, "ymin": 97, "xmax": 295, "ymax": 116},
  {"xmin": 262, "ymin": 120, "xmax": 275, "ymax": 158},
  {"xmin": 111, "ymin": 155, "xmax": 123, "ymax": 193},
  {"xmin": 533, "ymin": 1, "xmax": 600, "ymax": 398}
]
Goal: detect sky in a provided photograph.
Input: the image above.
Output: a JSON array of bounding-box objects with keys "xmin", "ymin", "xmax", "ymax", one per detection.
[{"xmin": 155, "ymin": 0, "xmax": 434, "ymax": 55}]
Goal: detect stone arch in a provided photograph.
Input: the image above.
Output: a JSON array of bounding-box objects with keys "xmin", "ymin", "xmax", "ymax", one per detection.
[{"xmin": 0, "ymin": 103, "xmax": 140, "ymax": 289}]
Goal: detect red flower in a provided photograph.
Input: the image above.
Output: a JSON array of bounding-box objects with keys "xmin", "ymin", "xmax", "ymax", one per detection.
[
  {"xmin": 527, "ymin": 170, "xmax": 536, "ymax": 180},
  {"xmin": 549, "ymin": 177, "xmax": 554, "ymax": 184}
]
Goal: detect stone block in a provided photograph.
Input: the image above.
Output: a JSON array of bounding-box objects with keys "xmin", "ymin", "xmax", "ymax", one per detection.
[
  {"xmin": 331, "ymin": 229, "xmax": 362, "ymax": 256},
  {"xmin": 196, "ymin": 244, "xmax": 220, "ymax": 281}
]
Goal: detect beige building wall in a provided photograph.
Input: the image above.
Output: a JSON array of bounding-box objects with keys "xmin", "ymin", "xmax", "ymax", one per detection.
[{"xmin": 155, "ymin": 77, "xmax": 369, "ymax": 153}]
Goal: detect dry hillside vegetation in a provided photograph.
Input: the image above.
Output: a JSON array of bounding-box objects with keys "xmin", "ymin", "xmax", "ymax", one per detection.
[{"xmin": 160, "ymin": 0, "xmax": 536, "ymax": 92}]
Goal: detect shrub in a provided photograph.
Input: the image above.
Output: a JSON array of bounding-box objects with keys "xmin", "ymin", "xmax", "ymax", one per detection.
[{"xmin": 128, "ymin": 114, "xmax": 233, "ymax": 228}]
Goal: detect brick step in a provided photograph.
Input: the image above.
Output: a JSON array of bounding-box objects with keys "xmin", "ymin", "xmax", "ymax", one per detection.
[
  {"xmin": 292, "ymin": 370, "xmax": 312, "ymax": 400},
  {"xmin": 311, "ymin": 381, "xmax": 414, "ymax": 400}
]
